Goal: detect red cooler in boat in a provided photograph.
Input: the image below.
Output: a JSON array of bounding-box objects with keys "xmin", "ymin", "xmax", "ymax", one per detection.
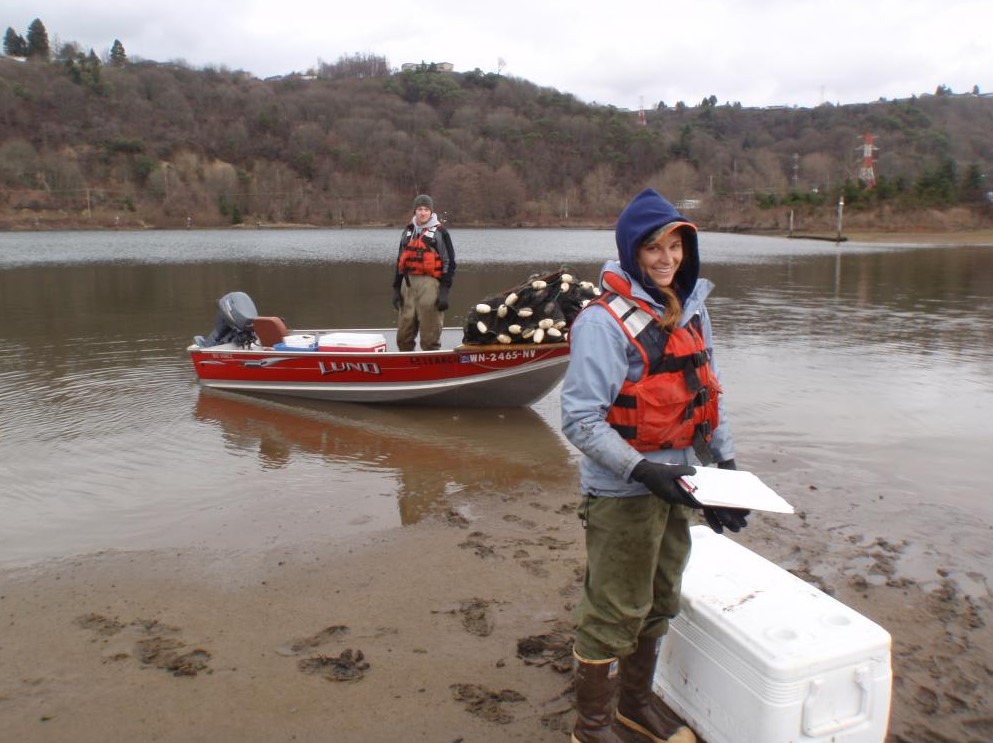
[{"xmin": 317, "ymin": 333, "xmax": 387, "ymax": 353}]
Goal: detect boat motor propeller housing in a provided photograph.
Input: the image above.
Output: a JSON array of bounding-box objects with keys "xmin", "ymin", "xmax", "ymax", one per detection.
[
  {"xmin": 195, "ymin": 291, "xmax": 259, "ymax": 348},
  {"xmin": 218, "ymin": 291, "xmax": 259, "ymax": 331}
]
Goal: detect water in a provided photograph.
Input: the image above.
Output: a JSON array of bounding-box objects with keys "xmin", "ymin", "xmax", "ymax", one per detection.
[{"xmin": 2, "ymin": 229, "xmax": 992, "ymax": 575}]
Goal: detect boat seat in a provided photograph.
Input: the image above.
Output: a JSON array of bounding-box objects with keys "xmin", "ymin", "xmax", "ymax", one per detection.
[{"xmin": 252, "ymin": 316, "xmax": 290, "ymax": 347}]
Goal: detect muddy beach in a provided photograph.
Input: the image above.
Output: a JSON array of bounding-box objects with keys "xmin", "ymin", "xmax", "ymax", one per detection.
[
  {"xmin": 2, "ymin": 229, "xmax": 992, "ymax": 742},
  {"xmin": 2, "ymin": 453, "xmax": 990, "ymax": 743}
]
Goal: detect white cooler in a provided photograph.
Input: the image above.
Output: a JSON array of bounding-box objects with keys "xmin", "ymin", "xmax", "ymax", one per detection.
[
  {"xmin": 653, "ymin": 526, "xmax": 891, "ymax": 743},
  {"xmin": 317, "ymin": 332, "xmax": 387, "ymax": 353}
]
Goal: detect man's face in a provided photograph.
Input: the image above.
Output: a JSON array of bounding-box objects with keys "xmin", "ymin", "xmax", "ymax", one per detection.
[{"xmin": 415, "ymin": 205, "xmax": 432, "ymax": 225}]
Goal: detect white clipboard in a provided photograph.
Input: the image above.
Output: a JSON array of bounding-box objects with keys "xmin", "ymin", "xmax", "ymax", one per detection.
[{"xmin": 678, "ymin": 467, "xmax": 794, "ymax": 514}]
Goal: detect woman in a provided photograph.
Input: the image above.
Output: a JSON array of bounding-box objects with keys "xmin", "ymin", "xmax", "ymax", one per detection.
[{"xmin": 560, "ymin": 188, "xmax": 748, "ymax": 743}]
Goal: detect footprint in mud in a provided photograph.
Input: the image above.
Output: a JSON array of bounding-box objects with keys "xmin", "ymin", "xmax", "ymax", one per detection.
[
  {"xmin": 516, "ymin": 622, "xmax": 574, "ymax": 673},
  {"xmin": 73, "ymin": 613, "xmax": 211, "ymax": 677},
  {"xmin": 517, "ymin": 535, "xmax": 578, "ymax": 579},
  {"xmin": 787, "ymin": 564, "xmax": 833, "ymax": 595},
  {"xmin": 963, "ymin": 717, "xmax": 993, "ymax": 738},
  {"xmin": 507, "ymin": 482, "xmax": 543, "ymax": 498},
  {"xmin": 926, "ymin": 578, "xmax": 987, "ymax": 631},
  {"xmin": 74, "ymin": 613, "xmax": 127, "ymax": 636},
  {"xmin": 511, "ymin": 546, "xmax": 546, "ymax": 574},
  {"xmin": 298, "ymin": 648, "xmax": 369, "ymax": 682},
  {"xmin": 458, "ymin": 532, "xmax": 499, "ymax": 560},
  {"xmin": 531, "ymin": 535, "xmax": 575, "ymax": 551},
  {"xmin": 275, "ymin": 625, "xmax": 350, "ymax": 657},
  {"xmin": 432, "ymin": 598, "xmax": 495, "ymax": 637},
  {"xmin": 560, "ymin": 564, "xmax": 584, "ymax": 603},
  {"xmin": 441, "ymin": 508, "xmax": 472, "ymax": 528},
  {"xmin": 134, "ymin": 637, "xmax": 212, "ymax": 677},
  {"xmin": 503, "ymin": 514, "xmax": 538, "ymax": 528},
  {"xmin": 450, "ymin": 683, "xmax": 526, "ymax": 723},
  {"xmin": 520, "ymin": 558, "xmax": 550, "ymax": 578},
  {"xmin": 537, "ymin": 683, "xmax": 577, "ymax": 733},
  {"xmin": 914, "ymin": 684, "xmax": 940, "ymax": 715}
]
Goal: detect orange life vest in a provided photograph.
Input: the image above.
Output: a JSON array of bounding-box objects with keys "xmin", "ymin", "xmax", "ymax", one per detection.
[
  {"xmin": 398, "ymin": 226, "xmax": 443, "ymax": 279},
  {"xmin": 597, "ymin": 274, "xmax": 721, "ymax": 453}
]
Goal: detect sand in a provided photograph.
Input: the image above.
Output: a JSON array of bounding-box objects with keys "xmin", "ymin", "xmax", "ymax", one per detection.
[
  {"xmin": 2, "ymin": 462, "xmax": 991, "ymax": 743},
  {"xmin": 839, "ymin": 228, "xmax": 993, "ymax": 246}
]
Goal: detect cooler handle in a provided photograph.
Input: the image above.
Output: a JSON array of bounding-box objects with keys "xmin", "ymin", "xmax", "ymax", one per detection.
[{"xmin": 801, "ymin": 665, "xmax": 870, "ymax": 737}]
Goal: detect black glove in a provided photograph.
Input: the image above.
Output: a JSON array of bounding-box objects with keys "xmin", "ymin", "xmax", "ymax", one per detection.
[
  {"xmin": 392, "ymin": 287, "xmax": 402, "ymax": 311},
  {"xmin": 703, "ymin": 507, "xmax": 749, "ymax": 534},
  {"xmin": 703, "ymin": 459, "xmax": 750, "ymax": 534},
  {"xmin": 631, "ymin": 460, "xmax": 699, "ymax": 507},
  {"xmin": 436, "ymin": 286, "xmax": 449, "ymax": 312}
]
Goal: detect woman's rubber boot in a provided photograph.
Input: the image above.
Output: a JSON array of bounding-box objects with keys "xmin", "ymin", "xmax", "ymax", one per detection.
[
  {"xmin": 571, "ymin": 653, "xmax": 626, "ymax": 743},
  {"xmin": 615, "ymin": 637, "xmax": 696, "ymax": 743}
]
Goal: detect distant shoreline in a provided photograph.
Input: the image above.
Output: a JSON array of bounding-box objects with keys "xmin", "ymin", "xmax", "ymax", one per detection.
[
  {"xmin": 3, "ymin": 217, "xmax": 993, "ymax": 246},
  {"xmin": 0, "ymin": 223, "xmax": 993, "ymax": 246}
]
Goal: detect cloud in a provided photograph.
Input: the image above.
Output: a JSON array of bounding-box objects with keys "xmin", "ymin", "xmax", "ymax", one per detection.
[{"xmin": 4, "ymin": 0, "xmax": 991, "ymax": 108}]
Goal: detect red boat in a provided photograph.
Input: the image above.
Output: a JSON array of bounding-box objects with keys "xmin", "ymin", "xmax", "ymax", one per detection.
[
  {"xmin": 187, "ymin": 277, "xmax": 592, "ymax": 407},
  {"xmin": 188, "ymin": 326, "xmax": 569, "ymax": 407}
]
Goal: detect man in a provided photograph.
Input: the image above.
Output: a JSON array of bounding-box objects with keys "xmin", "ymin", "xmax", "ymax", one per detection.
[{"xmin": 392, "ymin": 194, "xmax": 456, "ymax": 351}]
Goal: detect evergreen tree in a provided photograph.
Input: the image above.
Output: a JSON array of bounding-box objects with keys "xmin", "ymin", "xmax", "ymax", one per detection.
[
  {"xmin": 960, "ymin": 163, "xmax": 986, "ymax": 204},
  {"xmin": 3, "ymin": 27, "xmax": 27, "ymax": 56},
  {"xmin": 26, "ymin": 18, "xmax": 49, "ymax": 60},
  {"xmin": 110, "ymin": 39, "xmax": 127, "ymax": 67}
]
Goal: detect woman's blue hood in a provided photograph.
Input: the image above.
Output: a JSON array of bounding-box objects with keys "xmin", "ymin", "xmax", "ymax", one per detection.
[{"xmin": 615, "ymin": 188, "xmax": 699, "ymax": 304}]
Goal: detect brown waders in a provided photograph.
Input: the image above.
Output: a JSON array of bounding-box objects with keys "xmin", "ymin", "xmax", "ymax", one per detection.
[
  {"xmin": 571, "ymin": 645, "xmax": 695, "ymax": 743},
  {"xmin": 614, "ymin": 637, "xmax": 696, "ymax": 743},
  {"xmin": 571, "ymin": 653, "xmax": 625, "ymax": 743}
]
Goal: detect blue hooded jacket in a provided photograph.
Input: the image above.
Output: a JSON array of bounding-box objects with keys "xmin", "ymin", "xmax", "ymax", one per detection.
[
  {"xmin": 560, "ymin": 189, "xmax": 734, "ymax": 497},
  {"xmin": 615, "ymin": 188, "xmax": 700, "ymax": 306}
]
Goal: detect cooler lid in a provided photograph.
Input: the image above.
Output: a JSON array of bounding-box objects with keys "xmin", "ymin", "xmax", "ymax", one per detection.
[{"xmin": 679, "ymin": 526, "xmax": 892, "ymax": 679}]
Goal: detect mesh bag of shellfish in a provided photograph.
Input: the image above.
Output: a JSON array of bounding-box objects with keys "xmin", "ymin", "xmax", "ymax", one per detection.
[{"xmin": 460, "ymin": 269, "xmax": 600, "ymax": 346}]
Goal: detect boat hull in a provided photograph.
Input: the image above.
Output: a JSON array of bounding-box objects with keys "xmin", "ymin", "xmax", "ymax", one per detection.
[{"xmin": 188, "ymin": 329, "xmax": 570, "ymax": 408}]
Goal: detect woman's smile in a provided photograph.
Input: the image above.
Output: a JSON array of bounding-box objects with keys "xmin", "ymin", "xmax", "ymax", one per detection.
[{"xmin": 637, "ymin": 232, "xmax": 683, "ymax": 288}]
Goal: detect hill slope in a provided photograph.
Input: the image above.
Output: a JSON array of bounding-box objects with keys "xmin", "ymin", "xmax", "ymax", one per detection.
[{"xmin": 1, "ymin": 54, "xmax": 991, "ymax": 232}]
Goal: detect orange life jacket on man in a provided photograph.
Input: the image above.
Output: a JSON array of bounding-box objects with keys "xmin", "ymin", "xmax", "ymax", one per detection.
[
  {"xmin": 596, "ymin": 273, "xmax": 721, "ymax": 453},
  {"xmin": 397, "ymin": 226, "xmax": 443, "ymax": 279}
]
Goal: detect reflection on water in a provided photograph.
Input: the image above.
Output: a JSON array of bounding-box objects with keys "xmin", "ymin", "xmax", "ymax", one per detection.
[
  {"xmin": 193, "ymin": 391, "xmax": 574, "ymax": 526},
  {"xmin": 1, "ymin": 229, "xmax": 992, "ymax": 568}
]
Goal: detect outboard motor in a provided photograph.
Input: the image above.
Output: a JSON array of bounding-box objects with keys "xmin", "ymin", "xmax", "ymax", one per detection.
[{"xmin": 194, "ymin": 291, "xmax": 259, "ymax": 347}]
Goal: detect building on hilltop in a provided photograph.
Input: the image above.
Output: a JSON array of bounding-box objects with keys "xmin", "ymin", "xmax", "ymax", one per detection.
[{"xmin": 401, "ymin": 62, "xmax": 454, "ymax": 72}]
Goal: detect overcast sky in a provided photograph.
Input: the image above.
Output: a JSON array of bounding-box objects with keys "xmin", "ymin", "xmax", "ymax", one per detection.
[{"xmin": 4, "ymin": 0, "xmax": 991, "ymax": 109}]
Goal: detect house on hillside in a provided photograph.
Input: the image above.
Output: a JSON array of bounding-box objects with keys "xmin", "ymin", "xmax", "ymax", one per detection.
[{"xmin": 401, "ymin": 62, "xmax": 454, "ymax": 72}]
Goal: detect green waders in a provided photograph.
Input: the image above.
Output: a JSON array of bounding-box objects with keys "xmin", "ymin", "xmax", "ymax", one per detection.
[{"xmin": 571, "ymin": 493, "xmax": 696, "ymax": 743}]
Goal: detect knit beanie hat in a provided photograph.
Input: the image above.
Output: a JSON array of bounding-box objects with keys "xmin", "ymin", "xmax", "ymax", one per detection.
[{"xmin": 413, "ymin": 194, "xmax": 434, "ymax": 210}]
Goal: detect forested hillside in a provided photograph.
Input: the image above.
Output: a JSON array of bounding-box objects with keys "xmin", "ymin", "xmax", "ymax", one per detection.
[{"xmin": 2, "ymin": 24, "xmax": 992, "ymax": 232}]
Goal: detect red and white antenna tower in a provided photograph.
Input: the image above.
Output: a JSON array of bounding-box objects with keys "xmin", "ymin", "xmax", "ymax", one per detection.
[
  {"xmin": 858, "ymin": 133, "xmax": 878, "ymax": 188},
  {"xmin": 637, "ymin": 96, "xmax": 647, "ymax": 126}
]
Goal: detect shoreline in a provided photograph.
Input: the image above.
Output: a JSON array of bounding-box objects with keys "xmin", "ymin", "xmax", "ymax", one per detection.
[
  {"xmin": 2, "ymin": 218, "xmax": 993, "ymax": 246},
  {"xmin": 2, "ymin": 469, "xmax": 990, "ymax": 742}
]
